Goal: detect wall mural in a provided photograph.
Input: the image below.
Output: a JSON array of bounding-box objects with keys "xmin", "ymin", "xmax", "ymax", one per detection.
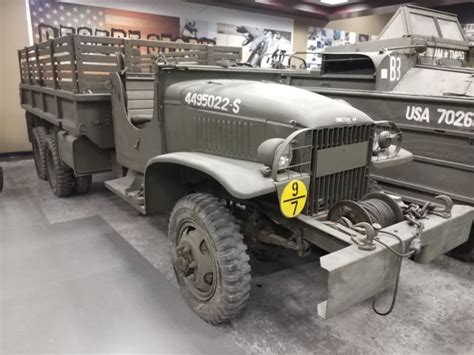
[
  {"xmin": 306, "ymin": 26, "xmax": 372, "ymax": 70},
  {"xmin": 29, "ymin": 0, "xmax": 183, "ymax": 42},
  {"xmin": 28, "ymin": 0, "xmax": 295, "ymax": 67},
  {"xmin": 217, "ymin": 24, "xmax": 292, "ymax": 67}
]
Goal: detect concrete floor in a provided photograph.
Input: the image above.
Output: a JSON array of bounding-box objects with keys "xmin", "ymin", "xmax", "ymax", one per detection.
[{"xmin": 1, "ymin": 157, "xmax": 473, "ymax": 354}]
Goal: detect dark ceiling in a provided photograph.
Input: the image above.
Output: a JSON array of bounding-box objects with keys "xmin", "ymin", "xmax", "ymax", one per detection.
[{"xmin": 186, "ymin": 0, "xmax": 473, "ymax": 20}]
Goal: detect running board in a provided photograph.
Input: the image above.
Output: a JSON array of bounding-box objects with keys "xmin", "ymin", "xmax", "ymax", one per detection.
[{"xmin": 105, "ymin": 171, "xmax": 145, "ymax": 215}]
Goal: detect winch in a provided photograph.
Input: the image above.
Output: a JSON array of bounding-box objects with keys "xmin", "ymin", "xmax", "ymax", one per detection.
[{"xmin": 328, "ymin": 192, "xmax": 404, "ymax": 228}]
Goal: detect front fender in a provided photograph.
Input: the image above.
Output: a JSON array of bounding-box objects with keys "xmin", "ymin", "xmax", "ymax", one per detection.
[{"xmin": 144, "ymin": 152, "xmax": 276, "ymax": 214}]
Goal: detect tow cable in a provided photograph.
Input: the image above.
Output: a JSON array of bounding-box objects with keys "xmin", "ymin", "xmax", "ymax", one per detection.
[
  {"xmin": 325, "ymin": 195, "xmax": 453, "ymax": 316},
  {"xmin": 372, "ymin": 195, "xmax": 452, "ymax": 316}
]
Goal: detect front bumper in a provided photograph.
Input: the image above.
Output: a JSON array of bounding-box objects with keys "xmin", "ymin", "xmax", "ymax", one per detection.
[{"xmin": 297, "ymin": 204, "xmax": 474, "ymax": 319}]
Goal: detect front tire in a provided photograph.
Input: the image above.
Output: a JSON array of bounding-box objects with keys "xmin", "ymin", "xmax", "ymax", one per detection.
[
  {"xmin": 45, "ymin": 134, "xmax": 75, "ymax": 197},
  {"xmin": 169, "ymin": 193, "xmax": 252, "ymax": 324}
]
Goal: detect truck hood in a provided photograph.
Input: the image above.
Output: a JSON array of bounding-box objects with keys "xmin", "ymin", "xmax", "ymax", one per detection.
[{"xmin": 165, "ymin": 79, "xmax": 374, "ymax": 128}]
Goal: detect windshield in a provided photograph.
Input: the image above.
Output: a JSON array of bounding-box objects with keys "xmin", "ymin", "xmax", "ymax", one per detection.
[
  {"xmin": 438, "ymin": 19, "xmax": 464, "ymax": 41},
  {"xmin": 409, "ymin": 13, "xmax": 438, "ymax": 36}
]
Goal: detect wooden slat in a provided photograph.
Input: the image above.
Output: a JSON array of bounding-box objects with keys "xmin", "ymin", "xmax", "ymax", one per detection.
[
  {"xmin": 80, "ymin": 74, "xmax": 110, "ymax": 81},
  {"xmin": 54, "ymin": 53, "xmax": 74, "ymax": 61},
  {"xmin": 53, "ymin": 45, "xmax": 73, "ymax": 55},
  {"xmin": 79, "ymin": 64, "xmax": 118, "ymax": 72},
  {"xmin": 43, "ymin": 70, "xmax": 54, "ymax": 78},
  {"xmin": 56, "ymin": 63, "xmax": 74, "ymax": 70},
  {"xmin": 80, "ymin": 44, "xmax": 124, "ymax": 54},
  {"xmin": 81, "ymin": 54, "xmax": 117, "ymax": 63},
  {"xmin": 37, "ymin": 48, "xmax": 50, "ymax": 55},
  {"xmin": 57, "ymin": 71, "xmax": 74, "ymax": 79},
  {"xmin": 77, "ymin": 80, "xmax": 109, "ymax": 92},
  {"xmin": 39, "ymin": 58, "xmax": 52, "ymax": 64},
  {"xmin": 77, "ymin": 35, "xmax": 124, "ymax": 45},
  {"xmin": 54, "ymin": 36, "xmax": 72, "ymax": 44}
]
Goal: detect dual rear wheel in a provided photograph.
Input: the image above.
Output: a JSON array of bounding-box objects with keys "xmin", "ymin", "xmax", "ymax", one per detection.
[{"xmin": 31, "ymin": 128, "xmax": 92, "ymax": 197}]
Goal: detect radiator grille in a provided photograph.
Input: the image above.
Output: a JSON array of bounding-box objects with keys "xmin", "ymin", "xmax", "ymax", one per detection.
[{"xmin": 308, "ymin": 124, "xmax": 375, "ymax": 215}]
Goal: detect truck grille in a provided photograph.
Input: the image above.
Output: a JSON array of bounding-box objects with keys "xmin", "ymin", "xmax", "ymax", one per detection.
[{"xmin": 308, "ymin": 124, "xmax": 375, "ymax": 215}]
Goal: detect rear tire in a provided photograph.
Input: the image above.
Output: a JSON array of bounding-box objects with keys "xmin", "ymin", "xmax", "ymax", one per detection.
[
  {"xmin": 32, "ymin": 127, "xmax": 48, "ymax": 180},
  {"xmin": 45, "ymin": 134, "xmax": 75, "ymax": 197},
  {"xmin": 169, "ymin": 193, "xmax": 252, "ymax": 324},
  {"xmin": 74, "ymin": 175, "xmax": 92, "ymax": 195}
]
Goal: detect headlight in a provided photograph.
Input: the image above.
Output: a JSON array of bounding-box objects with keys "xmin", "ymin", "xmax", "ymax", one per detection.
[
  {"xmin": 277, "ymin": 147, "xmax": 293, "ymax": 170},
  {"xmin": 373, "ymin": 121, "xmax": 403, "ymax": 157},
  {"xmin": 257, "ymin": 138, "xmax": 293, "ymax": 171},
  {"xmin": 376, "ymin": 130, "xmax": 392, "ymax": 150},
  {"xmin": 257, "ymin": 138, "xmax": 284, "ymax": 167}
]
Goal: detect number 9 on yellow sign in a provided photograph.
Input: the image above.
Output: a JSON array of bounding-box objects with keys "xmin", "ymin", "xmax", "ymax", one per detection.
[{"xmin": 279, "ymin": 180, "xmax": 308, "ymax": 218}]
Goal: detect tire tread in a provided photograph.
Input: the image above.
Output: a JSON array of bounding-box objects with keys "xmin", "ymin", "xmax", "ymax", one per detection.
[
  {"xmin": 169, "ymin": 193, "xmax": 252, "ymax": 324},
  {"xmin": 32, "ymin": 127, "xmax": 48, "ymax": 180},
  {"xmin": 45, "ymin": 134, "xmax": 75, "ymax": 197}
]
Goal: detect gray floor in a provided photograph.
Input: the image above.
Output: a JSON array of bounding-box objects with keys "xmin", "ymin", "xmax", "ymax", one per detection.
[
  {"xmin": 1, "ymin": 216, "xmax": 242, "ymax": 354},
  {"xmin": 1, "ymin": 157, "xmax": 473, "ymax": 354}
]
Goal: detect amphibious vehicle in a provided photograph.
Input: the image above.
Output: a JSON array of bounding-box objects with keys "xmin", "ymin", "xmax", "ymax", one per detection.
[{"xmin": 278, "ymin": 5, "xmax": 474, "ymax": 261}]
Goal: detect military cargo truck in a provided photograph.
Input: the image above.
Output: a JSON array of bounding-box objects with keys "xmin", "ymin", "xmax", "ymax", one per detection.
[
  {"xmin": 18, "ymin": 35, "xmax": 474, "ymax": 324},
  {"xmin": 278, "ymin": 5, "xmax": 474, "ymax": 261},
  {"xmin": 18, "ymin": 35, "xmax": 242, "ymax": 195}
]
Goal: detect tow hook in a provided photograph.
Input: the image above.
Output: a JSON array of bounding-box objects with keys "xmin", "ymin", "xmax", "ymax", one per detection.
[
  {"xmin": 431, "ymin": 195, "xmax": 453, "ymax": 218},
  {"xmin": 351, "ymin": 222, "xmax": 377, "ymax": 251}
]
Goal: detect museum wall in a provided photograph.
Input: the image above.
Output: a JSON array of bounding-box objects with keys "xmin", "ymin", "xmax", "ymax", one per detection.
[
  {"xmin": 61, "ymin": 0, "xmax": 294, "ymax": 34},
  {"xmin": 327, "ymin": 13, "xmax": 393, "ymax": 35},
  {"xmin": 292, "ymin": 13, "xmax": 393, "ymax": 53},
  {"xmin": 0, "ymin": 0, "xmax": 31, "ymax": 154}
]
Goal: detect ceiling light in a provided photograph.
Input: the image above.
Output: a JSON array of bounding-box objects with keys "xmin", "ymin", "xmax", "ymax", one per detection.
[{"xmin": 321, "ymin": 0, "xmax": 349, "ymax": 5}]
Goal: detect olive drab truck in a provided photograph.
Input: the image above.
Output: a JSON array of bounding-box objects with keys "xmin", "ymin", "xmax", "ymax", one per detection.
[{"xmin": 18, "ymin": 33, "xmax": 474, "ymax": 324}]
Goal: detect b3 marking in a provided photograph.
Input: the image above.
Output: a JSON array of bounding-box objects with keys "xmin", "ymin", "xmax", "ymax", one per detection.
[
  {"xmin": 405, "ymin": 105, "xmax": 473, "ymax": 128},
  {"xmin": 389, "ymin": 56, "xmax": 401, "ymax": 82}
]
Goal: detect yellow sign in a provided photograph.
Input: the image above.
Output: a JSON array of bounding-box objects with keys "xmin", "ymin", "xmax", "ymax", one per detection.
[{"xmin": 280, "ymin": 180, "xmax": 308, "ymax": 218}]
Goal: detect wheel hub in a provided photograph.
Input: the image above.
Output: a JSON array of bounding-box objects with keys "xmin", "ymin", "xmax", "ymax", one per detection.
[{"xmin": 176, "ymin": 223, "xmax": 217, "ymax": 301}]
